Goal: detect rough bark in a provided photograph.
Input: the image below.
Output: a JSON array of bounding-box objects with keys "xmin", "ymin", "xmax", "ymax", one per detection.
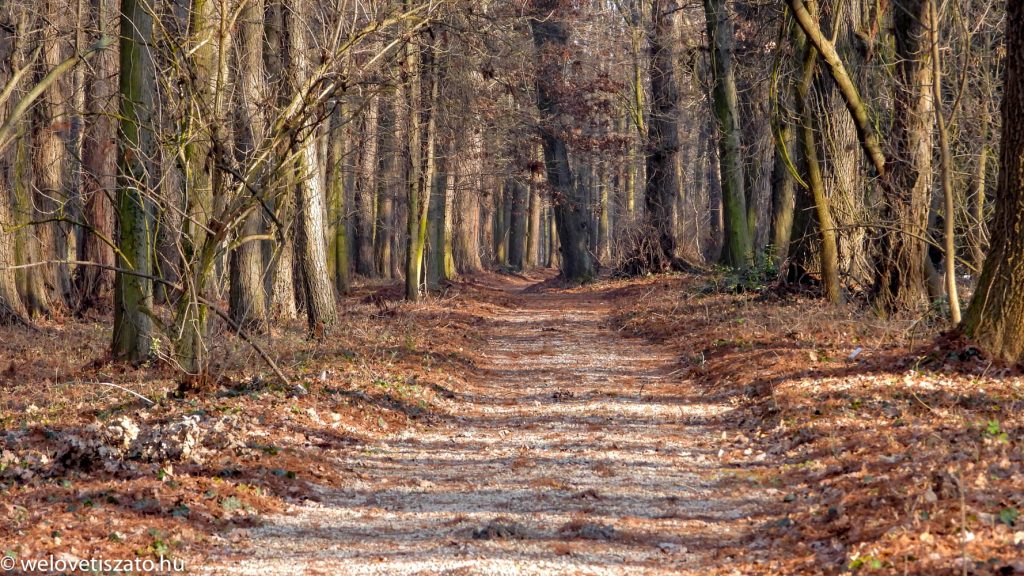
[
  {"xmin": 229, "ymin": 0, "xmax": 269, "ymax": 331},
  {"xmin": 356, "ymin": 93, "xmax": 380, "ymax": 277},
  {"xmin": 508, "ymin": 178, "xmax": 529, "ymax": 271},
  {"xmin": 871, "ymin": 0, "xmax": 933, "ymax": 315},
  {"xmin": 961, "ymin": 0, "xmax": 1024, "ymax": 363},
  {"xmin": 794, "ymin": 13, "xmax": 841, "ymax": 303},
  {"xmin": 529, "ymin": 3, "xmax": 596, "ymax": 283},
  {"xmin": 453, "ymin": 129, "xmax": 483, "ymax": 274},
  {"xmin": 328, "ymin": 106, "xmax": 352, "ymax": 295},
  {"xmin": 288, "ymin": 0, "xmax": 337, "ymax": 333},
  {"xmin": 76, "ymin": 0, "xmax": 117, "ymax": 312},
  {"xmin": 642, "ymin": 0, "xmax": 683, "ymax": 271}
]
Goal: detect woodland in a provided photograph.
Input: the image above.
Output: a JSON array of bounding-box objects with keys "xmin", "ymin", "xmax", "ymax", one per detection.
[{"xmin": 0, "ymin": 0, "xmax": 1023, "ymax": 573}]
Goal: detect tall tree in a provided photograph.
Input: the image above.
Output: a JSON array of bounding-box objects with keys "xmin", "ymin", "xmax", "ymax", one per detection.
[
  {"xmin": 643, "ymin": 0, "xmax": 683, "ymax": 270},
  {"xmin": 871, "ymin": 0, "xmax": 934, "ymax": 314},
  {"xmin": 356, "ymin": 92, "xmax": 380, "ymax": 277},
  {"xmin": 76, "ymin": 0, "xmax": 117, "ymax": 313},
  {"xmin": 529, "ymin": 0, "xmax": 596, "ymax": 283},
  {"xmin": 229, "ymin": 0, "xmax": 269, "ymax": 331},
  {"xmin": 288, "ymin": 0, "xmax": 337, "ymax": 333},
  {"xmin": 960, "ymin": 0, "xmax": 1024, "ymax": 362},
  {"xmin": 111, "ymin": 0, "xmax": 155, "ymax": 363},
  {"xmin": 704, "ymin": 0, "xmax": 752, "ymax": 269}
]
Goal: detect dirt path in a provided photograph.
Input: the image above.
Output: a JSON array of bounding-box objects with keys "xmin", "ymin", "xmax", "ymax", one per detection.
[{"xmin": 200, "ymin": 278, "xmax": 775, "ymax": 575}]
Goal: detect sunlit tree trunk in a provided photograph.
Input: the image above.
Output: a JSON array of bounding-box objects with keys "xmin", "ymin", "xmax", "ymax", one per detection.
[
  {"xmin": 454, "ymin": 128, "xmax": 483, "ymax": 274},
  {"xmin": 32, "ymin": 1, "xmax": 71, "ymax": 313},
  {"xmin": 328, "ymin": 104, "xmax": 352, "ymax": 295},
  {"xmin": 526, "ymin": 160, "xmax": 542, "ymax": 268},
  {"xmin": 288, "ymin": 0, "xmax": 337, "ymax": 332},
  {"xmin": 229, "ymin": 0, "xmax": 269, "ymax": 331},
  {"xmin": 403, "ymin": 20, "xmax": 433, "ymax": 301}
]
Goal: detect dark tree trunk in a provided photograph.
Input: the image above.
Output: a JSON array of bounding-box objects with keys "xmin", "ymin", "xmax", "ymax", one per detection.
[
  {"xmin": 643, "ymin": 0, "xmax": 683, "ymax": 271},
  {"xmin": 111, "ymin": 0, "xmax": 155, "ymax": 363},
  {"xmin": 871, "ymin": 0, "xmax": 933, "ymax": 315},
  {"xmin": 960, "ymin": 0, "xmax": 1024, "ymax": 363},
  {"xmin": 529, "ymin": 3, "xmax": 596, "ymax": 283},
  {"xmin": 508, "ymin": 178, "xmax": 528, "ymax": 271}
]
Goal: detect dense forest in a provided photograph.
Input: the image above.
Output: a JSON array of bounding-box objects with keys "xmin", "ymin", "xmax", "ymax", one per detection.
[{"xmin": 1, "ymin": 0, "xmax": 1023, "ymax": 573}]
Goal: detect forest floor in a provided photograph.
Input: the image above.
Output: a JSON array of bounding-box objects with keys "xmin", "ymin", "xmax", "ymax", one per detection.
[{"xmin": 1, "ymin": 272, "xmax": 1023, "ymax": 574}]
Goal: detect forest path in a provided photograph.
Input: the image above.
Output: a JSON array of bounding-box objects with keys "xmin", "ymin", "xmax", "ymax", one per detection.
[{"xmin": 202, "ymin": 276, "xmax": 773, "ymax": 575}]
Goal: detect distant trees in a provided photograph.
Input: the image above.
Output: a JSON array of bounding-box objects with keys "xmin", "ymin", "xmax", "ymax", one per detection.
[{"xmin": 0, "ymin": 0, "xmax": 1021, "ymax": 375}]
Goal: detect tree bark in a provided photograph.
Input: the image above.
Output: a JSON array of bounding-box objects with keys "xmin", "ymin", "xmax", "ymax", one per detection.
[
  {"xmin": 529, "ymin": 2, "xmax": 596, "ymax": 283},
  {"xmin": 288, "ymin": 0, "xmax": 337, "ymax": 333},
  {"xmin": 508, "ymin": 177, "xmax": 529, "ymax": 270},
  {"xmin": 356, "ymin": 92, "xmax": 380, "ymax": 277},
  {"xmin": 794, "ymin": 12, "xmax": 841, "ymax": 304},
  {"xmin": 704, "ymin": 0, "xmax": 752, "ymax": 269},
  {"xmin": 229, "ymin": 0, "xmax": 269, "ymax": 331},
  {"xmin": 76, "ymin": 0, "xmax": 117, "ymax": 313},
  {"xmin": 960, "ymin": 0, "xmax": 1024, "ymax": 363},
  {"xmin": 871, "ymin": 0, "xmax": 933, "ymax": 315},
  {"xmin": 111, "ymin": 0, "xmax": 155, "ymax": 364},
  {"xmin": 642, "ymin": 0, "xmax": 682, "ymax": 271}
]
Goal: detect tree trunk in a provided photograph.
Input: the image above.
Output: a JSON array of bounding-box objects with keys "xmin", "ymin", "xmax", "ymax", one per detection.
[
  {"xmin": 704, "ymin": 0, "xmax": 752, "ymax": 269},
  {"xmin": 529, "ymin": 2, "xmax": 596, "ymax": 283},
  {"xmin": 111, "ymin": 0, "xmax": 154, "ymax": 364},
  {"xmin": 453, "ymin": 130, "xmax": 483, "ymax": 274},
  {"xmin": 356, "ymin": 92, "xmax": 380, "ymax": 277},
  {"xmin": 508, "ymin": 177, "xmax": 529, "ymax": 271},
  {"xmin": 175, "ymin": 0, "xmax": 234, "ymax": 375},
  {"xmin": 642, "ymin": 0, "xmax": 683, "ymax": 271},
  {"xmin": 32, "ymin": 1, "xmax": 71, "ymax": 313},
  {"xmin": 76, "ymin": 0, "xmax": 117, "ymax": 312},
  {"xmin": 329, "ymin": 105, "xmax": 352, "ymax": 295},
  {"xmin": 526, "ymin": 161, "xmax": 542, "ymax": 268},
  {"xmin": 288, "ymin": 0, "xmax": 336, "ymax": 333},
  {"xmin": 927, "ymin": 0, "xmax": 960, "ymax": 323},
  {"xmin": 795, "ymin": 3, "xmax": 841, "ymax": 303},
  {"xmin": 229, "ymin": 0, "xmax": 269, "ymax": 331},
  {"xmin": 769, "ymin": 114, "xmax": 796, "ymax": 267},
  {"xmin": 960, "ymin": 0, "xmax": 1024, "ymax": 363},
  {"xmin": 871, "ymin": 0, "xmax": 933, "ymax": 315}
]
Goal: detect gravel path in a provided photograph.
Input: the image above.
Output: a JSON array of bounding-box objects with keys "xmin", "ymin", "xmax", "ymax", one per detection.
[{"xmin": 199, "ymin": 280, "xmax": 772, "ymax": 575}]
